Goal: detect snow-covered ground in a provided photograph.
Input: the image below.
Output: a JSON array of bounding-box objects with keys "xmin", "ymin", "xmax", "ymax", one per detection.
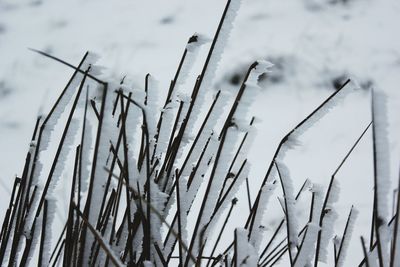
[{"xmin": 1, "ymin": 0, "xmax": 400, "ymax": 265}]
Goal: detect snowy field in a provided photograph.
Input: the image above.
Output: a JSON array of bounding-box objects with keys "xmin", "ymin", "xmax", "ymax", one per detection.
[{"xmin": 1, "ymin": 0, "xmax": 400, "ymax": 266}]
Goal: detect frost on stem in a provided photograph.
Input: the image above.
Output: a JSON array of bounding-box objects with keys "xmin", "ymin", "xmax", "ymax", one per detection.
[
  {"xmin": 171, "ymin": 33, "xmax": 209, "ymax": 101},
  {"xmin": 185, "ymin": 0, "xmax": 242, "ymax": 137},
  {"xmin": 249, "ymin": 179, "xmax": 277, "ymax": 251},
  {"xmin": 82, "ymin": 82, "xmax": 116, "ymax": 263},
  {"xmin": 293, "ymin": 184, "xmax": 324, "ymax": 267},
  {"xmin": 235, "ymin": 228, "xmax": 258, "ymax": 267},
  {"xmin": 318, "ymin": 179, "xmax": 340, "ymax": 263},
  {"xmin": 372, "ymin": 89, "xmax": 391, "ymax": 266},
  {"xmin": 289, "ymin": 80, "xmax": 358, "ymax": 142},
  {"xmin": 275, "ymin": 160, "xmax": 300, "ymax": 260},
  {"xmin": 336, "ymin": 207, "xmax": 359, "ymax": 267}
]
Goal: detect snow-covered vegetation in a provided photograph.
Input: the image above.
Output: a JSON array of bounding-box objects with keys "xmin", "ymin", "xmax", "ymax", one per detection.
[{"xmin": 0, "ymin": 0, "xmax": 399, "ymax": 266}]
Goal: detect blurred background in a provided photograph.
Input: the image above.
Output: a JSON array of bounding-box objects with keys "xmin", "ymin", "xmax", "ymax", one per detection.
[{"xmin": 1, "ymin": 0, "xmax": 400, "ymax": 265}]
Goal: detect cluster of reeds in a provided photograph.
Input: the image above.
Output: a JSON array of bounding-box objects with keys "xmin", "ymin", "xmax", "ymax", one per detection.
[{"xmin": 0, "ymin": 0, "xmax": 398, "ymax": 266}]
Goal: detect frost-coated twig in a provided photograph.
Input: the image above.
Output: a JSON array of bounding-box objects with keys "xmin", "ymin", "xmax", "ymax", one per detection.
[
  {"xmin": 73, "ymin": 203, "xmax": 124, "ymax": 267},
  {"xmin": 275, "ymin": 162, "xmax": 295, "ymax": 265},
  {"xmin": 37, "ymin": 200, "xmax": 48, "ymax": 267},
  {"xmin": 335, "ymin": 206, "xmax": 358, "ymax": 267},
  {"xmin": 371, "ymin": 89, "xmax": 391, "ymax": 267},
  {"xmin": 246, "ymin": 79, "xmax": 351, "ymax": 238},
  {"xmin": 360, "ymin": 236, "xmax": 371, "ymax": 267},
  {"xmin": 314, "ymin": 121, "xmax": 372, "ymax": 266}
]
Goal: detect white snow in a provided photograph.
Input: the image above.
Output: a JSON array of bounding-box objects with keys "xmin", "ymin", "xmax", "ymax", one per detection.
[
  {"xmin": 1, "ymin": 0, "xmax": 400, "ymax": 266},
  {"xmin": 235, "ymin": 228, "xmax": 258, "ymax": 267}
]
